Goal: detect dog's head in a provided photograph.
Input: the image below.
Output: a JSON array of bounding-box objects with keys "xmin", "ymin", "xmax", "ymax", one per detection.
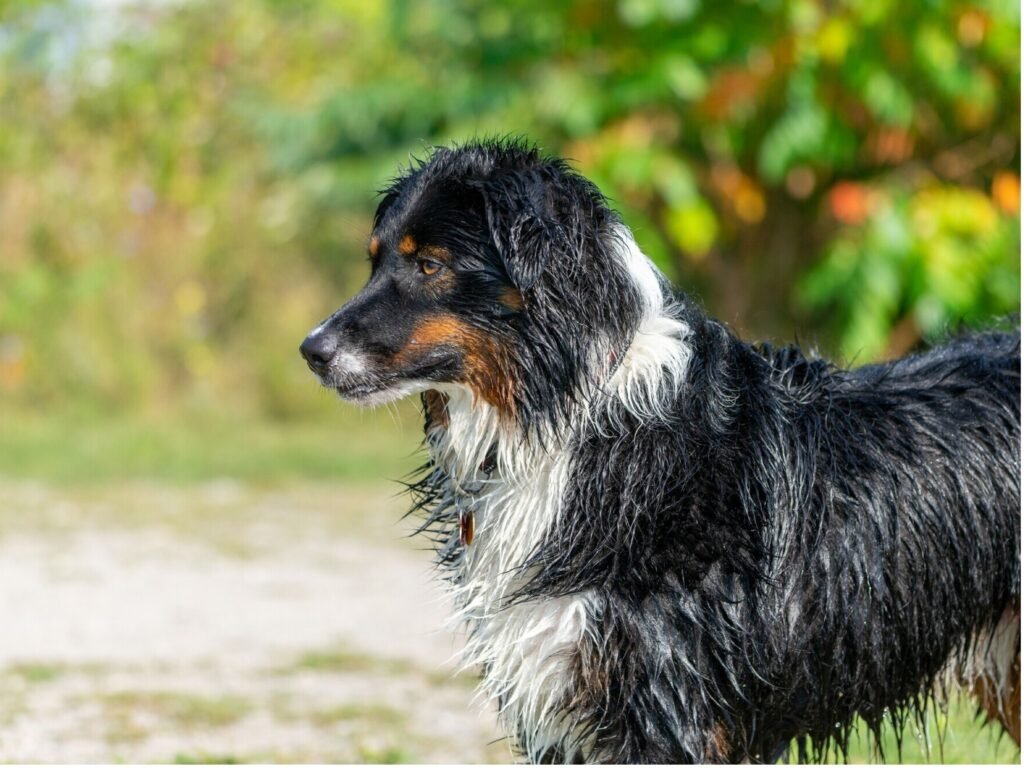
[{"xmin": 300, "ymin": 140, "xmax": 664, "ymax": 427}]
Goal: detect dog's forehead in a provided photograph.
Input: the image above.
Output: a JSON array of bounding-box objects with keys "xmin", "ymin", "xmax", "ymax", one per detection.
[{"xmin": 370, "ymin": 181, "xmax": 479, "ymax": 258}]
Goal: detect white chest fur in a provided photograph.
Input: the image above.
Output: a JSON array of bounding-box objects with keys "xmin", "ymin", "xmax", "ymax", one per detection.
[
  {"xmin": 426, "ymin": 383, "xmax": 595, "ymax": 758},
  {"xmin": 424, "ymin": 304, "xmax": 691, "ymax": 759}
]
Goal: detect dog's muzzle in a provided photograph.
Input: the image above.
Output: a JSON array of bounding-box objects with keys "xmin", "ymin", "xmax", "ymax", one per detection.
[{"xmin": 299, "ymin": 324, "xmax": 385, "ymax": 401}]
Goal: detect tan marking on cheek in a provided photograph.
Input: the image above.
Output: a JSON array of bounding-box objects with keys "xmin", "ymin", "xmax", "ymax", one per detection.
[
  {"xmin": 401, "ymin": 315, "xmax": 518, "ymax": 419},
  {"xmin": 463, "ymin": 342, "xmax": 518, "ymax": 419},
  {"xmin": 405, "ymin": 315, "xmax": 468, "ymax": 348},
  {"xmin": 368, "ymin": 236, "xmax": 380, "ymax": 258},
  {"xmin": 398, "ymin": 234, "xmax": 417, "ymax": 255},
  {"xmin": 499, "ymin": 287, "xmax": 525, "ymax": 311}
]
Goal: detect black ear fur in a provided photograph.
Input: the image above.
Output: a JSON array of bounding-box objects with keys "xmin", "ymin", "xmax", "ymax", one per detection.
[{"xmin": 475, "ymin": 170, "xmax": 571, "ymax": 292}]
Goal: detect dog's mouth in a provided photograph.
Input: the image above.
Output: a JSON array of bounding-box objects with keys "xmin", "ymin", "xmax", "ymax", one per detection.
[
  {"xmin": 333, "ymin": 377, "xmax": 389, "ymax": 402},
  {"xmin": 330, "ymin": 372, "xmax": 435, "ymax": 407}
]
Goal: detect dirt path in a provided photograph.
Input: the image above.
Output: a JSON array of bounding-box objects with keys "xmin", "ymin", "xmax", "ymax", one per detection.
[{"xmin": 0, "ymin": 482, "xmax": 508, "ymax": 763}]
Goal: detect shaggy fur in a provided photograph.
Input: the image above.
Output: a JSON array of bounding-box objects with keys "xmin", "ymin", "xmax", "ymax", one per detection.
[{"xmin": 300, "ymin": 140, "xmax": 1021, "ymax": 763}]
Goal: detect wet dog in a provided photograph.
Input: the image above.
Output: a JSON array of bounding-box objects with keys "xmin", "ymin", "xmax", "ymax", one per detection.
[{"xmin": 300, "ymin": 140, "xmax": 1020, "ymax": 763}]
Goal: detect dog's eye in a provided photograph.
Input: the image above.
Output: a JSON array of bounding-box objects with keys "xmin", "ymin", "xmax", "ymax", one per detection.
[{"xmin": 418, "ymin": 259, "xmax": 443, "ymax": 276}]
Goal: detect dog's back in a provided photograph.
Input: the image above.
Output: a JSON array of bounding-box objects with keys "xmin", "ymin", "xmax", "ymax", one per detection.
[{"xmin": 746, "ymin": 328, "xmax": 1020, "ymax": 759}]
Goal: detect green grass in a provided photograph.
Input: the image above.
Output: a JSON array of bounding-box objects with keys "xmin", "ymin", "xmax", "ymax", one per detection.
[
  {"xmin": 5, "ymin": 663, "xmax": 64, "ymax": 684},
  {"xmin": 308, "ymin": 703, "xmax": 408, "ymax": 728},
  {"xmin": 289, "ymin": 644, "xmax": 417, "ymax": 677},
  {"xmin": 100, "ymin": 691, "xmax": 252, "ymax": 731},
  {"xmin": 0, "ymin": 481, "xmax": 408, "ymax": 557},
  {"xmin": 173, "ymin": 753, "xmax": 244, "ymax": 764},
  {"xmin": 0, "ymin": 405, "xmax": 422, "ymax": 485},
  {"xmin": 287, "ymin": 641, "xmax": 483, "ymax": 692},
  {"xmin": 355, "ymin": 744, "xmax": 414, "ymax": 764},
  {"xmin": 801, "ymin": 695, "xmax": 1019, "ymax": 764}
]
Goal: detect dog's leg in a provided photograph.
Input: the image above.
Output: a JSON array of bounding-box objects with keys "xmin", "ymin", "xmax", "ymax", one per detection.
[
  {"xmin": 973, "ymin": 650, "xmax": 1021, "ymax": 744},
  {"xmin": 969, "ymin": 604, "xmax": 1021, "ymax": 746}
]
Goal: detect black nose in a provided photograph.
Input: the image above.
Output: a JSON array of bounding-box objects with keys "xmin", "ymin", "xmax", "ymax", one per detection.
[{"xmin": 299, "ymin": 333, "xmax": 338, "ymax": 375}]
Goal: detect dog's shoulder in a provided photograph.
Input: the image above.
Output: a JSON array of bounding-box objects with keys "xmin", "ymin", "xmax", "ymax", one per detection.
[{"xmin": 750, "ymin": 339, "xmax": 833, "ymax": 389}]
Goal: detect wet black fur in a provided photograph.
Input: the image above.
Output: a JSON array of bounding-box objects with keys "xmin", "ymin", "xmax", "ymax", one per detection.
[
  {"xmin": 541, "ymin": 324, "xmax": 1020, "ymax": 762},
  {"xmin": 370, "ymin": 141, "xmax": 645, "ymax": 433},
  {"xmin": 341, "ymin": 140, "xmax": 1021, "ymax": 763}
]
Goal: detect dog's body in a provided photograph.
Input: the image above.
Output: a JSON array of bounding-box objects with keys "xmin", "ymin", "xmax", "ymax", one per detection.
[{"xmin": 301, "ymin": 141, "xmax": 1021, "ymax": 763}]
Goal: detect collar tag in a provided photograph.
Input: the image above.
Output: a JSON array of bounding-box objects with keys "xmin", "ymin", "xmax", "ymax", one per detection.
[{"xmin": 459, "ymin": 506, "xmax": 475, "ymax": 547}]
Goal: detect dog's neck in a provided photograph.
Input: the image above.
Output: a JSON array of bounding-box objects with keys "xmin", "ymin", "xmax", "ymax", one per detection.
[
  {"xmin": 424, "ymin": 383, "xmax": 564, "ymax": 597},
  {"xmin": 422, "ymin": 306, "xmax": 693, "ymax": 591}
]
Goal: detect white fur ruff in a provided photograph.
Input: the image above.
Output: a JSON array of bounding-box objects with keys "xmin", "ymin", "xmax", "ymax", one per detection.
[{"xmin": 425, "ymin": 228, "xmax": 691, "ymax": 759}]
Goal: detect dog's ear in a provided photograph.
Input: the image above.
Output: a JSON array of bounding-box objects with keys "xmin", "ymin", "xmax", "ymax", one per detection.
[{"xmin": 475, "ymin": 170, "xmax": 571, "ymax": 292}]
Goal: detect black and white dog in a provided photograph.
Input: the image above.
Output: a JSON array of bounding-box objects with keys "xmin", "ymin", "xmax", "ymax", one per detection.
[{"xmin": 300, "ymin": 141, "xmax": 1021, "ymax": 763}]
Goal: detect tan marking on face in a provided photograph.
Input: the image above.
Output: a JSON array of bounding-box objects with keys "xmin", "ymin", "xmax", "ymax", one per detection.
[
  {"xmin": 499, "ymin": 287, "xmax": 525, "ymax": 311},
  {"xmin": 418, "ymin": 244, "xmax": 451, "ymax": 262},
  {"xmin": 404, "ymin": 315, "xmax": 466, "ymax": 348},
  {"xmin": 400, "ymin": 315, "xmax": 517, "ymax": 418},
  {"xmin": 398, "ymin": 234, "xmax": 418, "ymax": 255},
  {"xmin": 368, "ymin": 236, "xmax": 380, "ymax": 258}
]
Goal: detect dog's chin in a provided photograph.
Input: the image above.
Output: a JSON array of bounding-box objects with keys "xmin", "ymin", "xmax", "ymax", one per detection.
[{"xmin": 333, "ymin": 378, "xmax": 433, "ymax": 407}]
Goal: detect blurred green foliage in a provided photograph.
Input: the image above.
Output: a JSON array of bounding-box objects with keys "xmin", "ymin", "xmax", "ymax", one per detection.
[{"xmin": 0, "ymin": 0, "xmax": 1019, "ymax": 419}]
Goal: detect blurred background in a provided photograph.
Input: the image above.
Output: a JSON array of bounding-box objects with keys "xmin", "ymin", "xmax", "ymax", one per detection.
[{"xmin": 0, "ymin": 0, "xmax": 1019, "ymax": 762}]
